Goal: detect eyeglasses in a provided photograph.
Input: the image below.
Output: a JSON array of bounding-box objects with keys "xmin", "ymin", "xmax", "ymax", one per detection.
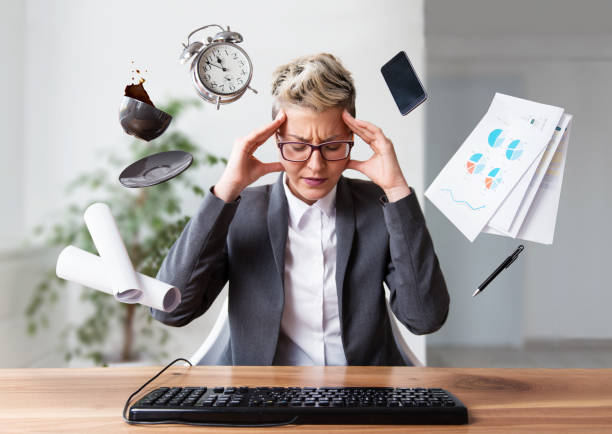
[{"xmin": 276, "ymin": 134, "xmax": 354, "ymax": 162}]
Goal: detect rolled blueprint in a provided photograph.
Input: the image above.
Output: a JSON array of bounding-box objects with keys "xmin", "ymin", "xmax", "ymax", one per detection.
[
  {"xmin": 83, "ymin": 203, "xmax": 142, "ymax": 302},
  {"xmin": 56, "ymin": 245, "xmax": 181, "ymax": 312}
]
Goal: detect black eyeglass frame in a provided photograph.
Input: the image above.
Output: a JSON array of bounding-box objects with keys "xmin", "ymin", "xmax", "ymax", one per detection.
[{"xmin": 275, "ymin": 135, "xmax": 355, "ymax": 162}]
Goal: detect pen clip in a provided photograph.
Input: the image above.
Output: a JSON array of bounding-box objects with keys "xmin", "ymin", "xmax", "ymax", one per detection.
[{"xmin": 505, "ymin": 244, "xmax": 524, "ymax": 268}]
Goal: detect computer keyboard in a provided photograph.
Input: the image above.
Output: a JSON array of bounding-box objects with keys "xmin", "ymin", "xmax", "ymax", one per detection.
[{"xmin": 128, "ymin": 386, "xmax": 468, "ymax": 425}]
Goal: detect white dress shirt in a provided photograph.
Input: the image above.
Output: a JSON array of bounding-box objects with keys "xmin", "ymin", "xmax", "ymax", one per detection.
[{"xmin": 274, "ymin": 173, "xmax": 348, "ymax": 366}]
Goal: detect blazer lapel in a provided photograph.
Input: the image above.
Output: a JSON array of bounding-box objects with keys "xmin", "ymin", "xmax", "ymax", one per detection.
[
  {"xmin": 264, "ymin": 173, "xmax": 289, "ymax": 364},
  {"xmin": 268, "ymin": 173, "xmax": 289, "ymax": 285},
  {"xmin": 335, "ymin": 176, "xmax": 355, "ymax": 353}
]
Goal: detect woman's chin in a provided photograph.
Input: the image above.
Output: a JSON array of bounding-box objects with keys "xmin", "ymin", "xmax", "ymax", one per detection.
[{"xmin": 299, "ymin": 188, "xmax": 329, "ymax": 203}]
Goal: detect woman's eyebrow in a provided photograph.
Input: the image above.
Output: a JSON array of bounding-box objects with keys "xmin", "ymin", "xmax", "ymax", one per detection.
[{"xmin": 287, "ymin": 133, "xmax": 346, "ymax": 142}]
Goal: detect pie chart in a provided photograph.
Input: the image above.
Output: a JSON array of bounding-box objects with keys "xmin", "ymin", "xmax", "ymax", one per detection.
[
  {"xmin": 466, "ymin": 153, "xmax": 486, "ymax": 174},
  {"xmin": 488, "ymin": 129, "xmax": 505, "ymax": 148},
  {"xmin": 506, "ymin": 139, "xmax": 523, "ymax": 160},
  {"xmin": 485, "ymin": 168, "xmax": 502, "ymax": 190}
]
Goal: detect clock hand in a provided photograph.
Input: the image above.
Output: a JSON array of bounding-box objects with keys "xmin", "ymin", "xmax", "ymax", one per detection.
[
  {"xmin": 216, "ymin": 57, "xmax": 228, "ymax": 72},
  {"xmin": 205, "ymin": 60, "xmax": 224, "ymax": 71}
]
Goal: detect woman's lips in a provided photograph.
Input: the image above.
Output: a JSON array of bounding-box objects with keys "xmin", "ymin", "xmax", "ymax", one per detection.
[{"xmin": 303, "ymin": 177, "xmax": 327, "ymax": 186}]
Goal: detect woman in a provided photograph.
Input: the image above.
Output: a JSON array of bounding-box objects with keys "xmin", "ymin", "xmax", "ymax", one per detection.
[{"xmin": 151, "ymin": 53, "xmax": 449, "ymax": 366}]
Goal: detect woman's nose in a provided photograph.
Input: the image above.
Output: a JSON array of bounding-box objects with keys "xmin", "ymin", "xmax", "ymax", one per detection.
[{"xmin": 307, "ymin": 147, "xmax": 326, "ymax": 170}]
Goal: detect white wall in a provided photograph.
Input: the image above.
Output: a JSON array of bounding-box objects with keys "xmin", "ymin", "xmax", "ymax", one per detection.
[
  {"xmin": 425, "ymin": 0, "xmax": 612, "ymax": 345},
  {"xmin": 0, "ymin": 0, "xmax": 25, "ymax": 248},
  {"xmin": 2, "ymin": 0, "xmax": 426, "ymax": 366}
]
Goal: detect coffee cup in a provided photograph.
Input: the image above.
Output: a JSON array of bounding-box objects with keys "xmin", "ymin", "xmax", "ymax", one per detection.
[{"xmin": 119, "ymin": 96, "xmax": 172, "ymax": 141}]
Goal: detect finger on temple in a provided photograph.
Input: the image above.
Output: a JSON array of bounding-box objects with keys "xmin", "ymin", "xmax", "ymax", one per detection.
[
  {"xmin": 355, "ymin": 119, "xmax": 384, "ymax": 138},
  {"xmin": 247, "ymin": 112, "xmax": 287, "ymax": 143},
  {"xmin": 343, "ymin": 113, "xmax": 376, "ymax": 140},
  {"xmin": 351, "ymin": 124, "xmax": 376, "ymax": 143},
  {"xmin": 245, "ymin": 117, "xmax": 286, "ymax": 153}
]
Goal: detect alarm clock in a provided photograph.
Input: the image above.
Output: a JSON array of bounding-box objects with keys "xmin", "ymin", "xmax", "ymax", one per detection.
[{"xmin": 180, "ymin": 24, "xmax": 257, "ymax": 109}]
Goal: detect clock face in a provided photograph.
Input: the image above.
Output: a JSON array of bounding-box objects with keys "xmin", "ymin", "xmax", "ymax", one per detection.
[{"xmin": 197, "ymin": 43, "xmax": 251, "ymax": 96}]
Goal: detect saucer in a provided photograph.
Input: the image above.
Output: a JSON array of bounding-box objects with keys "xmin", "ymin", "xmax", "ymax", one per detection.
[{"xmin": 119, "ymin": 150, "xmax": 193, "ymax": 188}]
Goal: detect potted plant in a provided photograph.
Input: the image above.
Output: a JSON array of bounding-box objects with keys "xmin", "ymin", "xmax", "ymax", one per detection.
[{"xmin": 24, "ymin": 98, "xmax": 226, "ymax": 366}]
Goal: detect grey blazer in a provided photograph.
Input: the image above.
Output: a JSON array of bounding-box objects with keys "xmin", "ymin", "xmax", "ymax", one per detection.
[{"xmin": 150, "ymin": 173, "xmax": 449, "ymax": 366}]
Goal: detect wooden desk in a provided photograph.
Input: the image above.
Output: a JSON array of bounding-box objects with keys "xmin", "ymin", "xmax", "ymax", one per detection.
[{"xmin": 1, "ymin": 366, "xmax": 611, "ymax": 432}]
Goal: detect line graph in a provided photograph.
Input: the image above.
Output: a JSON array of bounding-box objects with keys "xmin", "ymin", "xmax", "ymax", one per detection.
[{"xmin": 441, "ymin": 188, "xmax": 486, "ymax": 211}]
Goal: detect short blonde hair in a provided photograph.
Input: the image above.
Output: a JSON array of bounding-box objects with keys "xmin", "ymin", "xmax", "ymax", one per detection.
[{"xmin": 271, "ymin": 53, "xmax": 356, "ymax": 118}]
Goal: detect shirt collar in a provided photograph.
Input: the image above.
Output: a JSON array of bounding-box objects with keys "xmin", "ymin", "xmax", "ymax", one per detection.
[{"xmin": 283, "ymin": 172, "xmax": 337, "ymax": 226}]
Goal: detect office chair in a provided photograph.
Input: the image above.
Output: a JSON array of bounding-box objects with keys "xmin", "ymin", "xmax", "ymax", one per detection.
[{"xmin": 187, "ymin": 290, "xmax": 425, "ymax": 367}]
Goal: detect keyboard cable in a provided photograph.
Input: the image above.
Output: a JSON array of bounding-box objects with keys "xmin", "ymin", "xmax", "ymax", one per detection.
[{"xmin": 122, "ymin": 357, "xmax": 298, "ymax": 427}]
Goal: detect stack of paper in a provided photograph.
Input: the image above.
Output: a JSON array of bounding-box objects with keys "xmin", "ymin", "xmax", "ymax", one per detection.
[
  {"xmin": 56, "ymin": 202, "xmax": 181, "ymax": 312},
  {"xmin": 425, "ymin": 93, "xmax": 572, "ymax": 244}
]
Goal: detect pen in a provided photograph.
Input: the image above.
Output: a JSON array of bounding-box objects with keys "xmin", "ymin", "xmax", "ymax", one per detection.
[{"xmin": 472, "ymin": 244, "xmax": 524, "ymax": 297}]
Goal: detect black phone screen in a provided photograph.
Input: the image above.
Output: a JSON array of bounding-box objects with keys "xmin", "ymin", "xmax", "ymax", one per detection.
[{"xmin": 381, "ymin": 51, "xmax": 427, "ymax": 115}]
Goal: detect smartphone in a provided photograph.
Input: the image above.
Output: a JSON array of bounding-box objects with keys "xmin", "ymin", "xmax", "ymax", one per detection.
[{"xmin": 381, "ymin": 51, "xmax": 427, "ymax": 115}]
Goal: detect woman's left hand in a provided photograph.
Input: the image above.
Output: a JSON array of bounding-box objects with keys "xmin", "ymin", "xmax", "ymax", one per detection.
[{"xmin": 342, "ymin": 110, "xmax": 411, "ymax": 202}]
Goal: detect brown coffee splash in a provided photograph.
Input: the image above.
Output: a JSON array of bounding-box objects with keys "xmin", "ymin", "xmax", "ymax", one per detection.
[{"xmin": 124, "ymin": 77, "xmax": 155, "ymax": 107}]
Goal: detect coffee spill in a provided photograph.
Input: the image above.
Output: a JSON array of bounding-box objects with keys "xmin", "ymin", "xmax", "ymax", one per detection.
[{"xmin": 124, "ymin": 77, "xmax": 155, "ymax": 107}]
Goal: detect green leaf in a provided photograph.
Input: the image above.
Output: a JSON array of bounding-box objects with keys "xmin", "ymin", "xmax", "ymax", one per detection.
[
  {"xmin": 192, "ymin": 185, "xmax": 205, "ymax": 196},
  {"xmin": 27, "ymin": 322, "xmax": 37, "ymax": 336},
  {"xmin": 205, "ymin": 154, "xmax": 219, "ymax": 165}
]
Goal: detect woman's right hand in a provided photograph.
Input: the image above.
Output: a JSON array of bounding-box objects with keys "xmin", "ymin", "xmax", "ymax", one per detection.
[{"xmin": 213, "ymin": 110, "xmax": 286, "ymax": 202}]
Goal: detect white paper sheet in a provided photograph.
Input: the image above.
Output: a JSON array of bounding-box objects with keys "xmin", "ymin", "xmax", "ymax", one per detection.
[
  {"xmin": 56, "ymin": 245, "xmax": 181, "ymax": 312},
  {"xmin": 484, "ymin": 114, "xmax": 573, "ymax": 239},
  {"xmin": 515, "ymin": 119, "xmax": 573, "ymax": 244},
  {"xmin": 425, "ymin": 93, "xmax": 564, "ymax": 242},
  {"xmin": 485, "ymin": 94, "xmax": 567, "ymax": 232},
  {"xmin": 486, "ymin": 147, "xmax": 547, "ymax": 232},
  {"xmin": 83, "ymin": 203, "xmax": 142, "ymax": 302}
]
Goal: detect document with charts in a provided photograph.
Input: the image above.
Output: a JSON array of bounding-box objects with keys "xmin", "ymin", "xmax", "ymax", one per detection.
[
  {"xmin": 514, "ymin": 117, "xmax": 572, "ymax": 244},
  {"xmin": 483, "ymin": 113, "xmax": 573, "ymax": 242},
  {"xmin": 425, "ymin": 93, "xmax": 564, "ymax": 242}
]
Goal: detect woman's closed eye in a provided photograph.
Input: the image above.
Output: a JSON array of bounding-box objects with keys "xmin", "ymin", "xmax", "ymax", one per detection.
[
  {"xmin": 289, "ymin": 143, "xmax": 308, "ymax": 152},
  {"xmin": 323, "ymin": 143, "xmax": 343, "ymax": 151}
]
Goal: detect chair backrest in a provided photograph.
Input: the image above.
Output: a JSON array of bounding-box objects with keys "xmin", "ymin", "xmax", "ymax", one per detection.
[
  {"xmin": 188, "ymin": 292, "xmax": 426, "ymax": 366},
  {"xmin": 384, "ymin": 290, "xmax": 426, "ymax": 366},
  {"xmin": 187, "ymin": 296, "xmax": 230, "ymax": 366}
]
